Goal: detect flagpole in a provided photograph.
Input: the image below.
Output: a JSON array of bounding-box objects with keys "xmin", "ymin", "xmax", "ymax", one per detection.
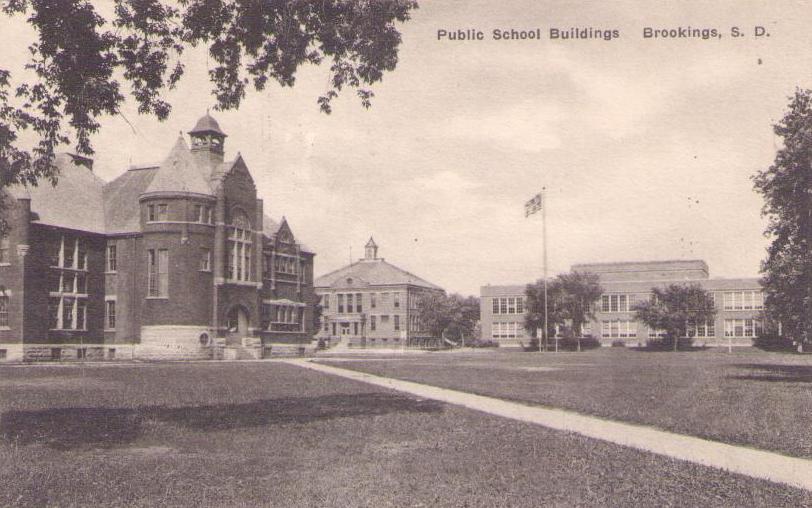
[{"xmin": 542, "ymin": 187, "xmax": 548, "ymax": 353}]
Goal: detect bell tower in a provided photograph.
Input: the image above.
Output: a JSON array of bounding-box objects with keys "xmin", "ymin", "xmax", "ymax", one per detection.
[
  {"xmin": 364, "ymin": 237, "xmax": 379, "ymax": 260},
  {"xmin": 188, "ymin": 112, "xmax": 227, "ymax": 174}
]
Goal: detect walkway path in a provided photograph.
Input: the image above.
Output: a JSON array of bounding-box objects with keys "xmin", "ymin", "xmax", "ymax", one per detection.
[{"xmin": 284, "ymin": 359, "xmax": 812, "ymax": 492}]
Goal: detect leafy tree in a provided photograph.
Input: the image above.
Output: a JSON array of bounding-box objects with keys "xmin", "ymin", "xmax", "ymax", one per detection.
[
  {"xmin": 752, "ymin": 88, "xmax": 812, "ymax": 350},
  {"xmin": 632, "ymin": 283, "xmax": 716, "ymax": 351},
  {"xmin": 525, "ymin": 270, "xmax": 603, "ymax": 351},
  {"xmin": 0, "ymin": 0, "xmax": 418, "ymax": 231},
  {"xmin": 416, "ymin": 293, "xmax": 479, "ymax": 345}
]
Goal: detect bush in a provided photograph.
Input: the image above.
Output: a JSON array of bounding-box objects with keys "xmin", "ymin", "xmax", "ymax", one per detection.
[
  {"xmin": 521, "ymin": 336, "xmax": 600, "ymax": 352},
  {"xmin": 753, "ymin": 332, "xmax": 796, "ymax": 352},
  {"xmin": 611, "ymin": 340, "xmax": 626, "ymax": 347},
  {"xmin": 467, "ymin": 339, "xmax": 499, "ymax": 348}
]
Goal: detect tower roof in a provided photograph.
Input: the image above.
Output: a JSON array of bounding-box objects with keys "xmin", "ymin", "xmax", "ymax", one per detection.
[
  {"xmin": 365, "ymin": 236, "xmax": 377, "ymax": 248},
  {"xmin": 142, "ymin": 135, "xmax": 214, "ymax": 196},
  {"xmin": 188, "ymin": 112, "xmax": 227, "ymax": 137}
]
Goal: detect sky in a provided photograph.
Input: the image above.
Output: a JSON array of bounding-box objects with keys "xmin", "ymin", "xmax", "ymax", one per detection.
[{"xmin": 4, "ymin": 1, "xmax": 812, "ymax": 296}]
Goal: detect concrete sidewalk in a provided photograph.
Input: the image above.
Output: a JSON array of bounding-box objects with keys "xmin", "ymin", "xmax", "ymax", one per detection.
[{"xmin": 284, "ymin": 359, "xmax": 812, "ymax": 492}]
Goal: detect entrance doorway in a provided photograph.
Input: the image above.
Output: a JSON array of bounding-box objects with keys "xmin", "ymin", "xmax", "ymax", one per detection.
[{"xmin": 226, "ymin": 306, "xmax": 250, "ymax": 345}]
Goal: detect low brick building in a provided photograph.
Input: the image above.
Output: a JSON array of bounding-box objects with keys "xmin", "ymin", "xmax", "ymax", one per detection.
[
  {"xmin": 314, "ymin": 238, "xmax": 444, "ymax": 348},
  {"xmin": 481, "ymin": 260, "xmax": 765, "ymax": 348},
  {"xmin": 0, "ymin": 114, "xmax": 316, "ymax": 362}
]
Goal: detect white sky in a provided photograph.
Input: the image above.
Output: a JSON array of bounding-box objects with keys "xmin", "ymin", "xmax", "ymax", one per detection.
[{"xmin": 5, "ymin": 1, "xmax": 812, "ymax": 295}]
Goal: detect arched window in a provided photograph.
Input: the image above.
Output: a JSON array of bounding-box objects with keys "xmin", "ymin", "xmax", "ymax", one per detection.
[{"xmin": 227, "ymin": 210, "xmax": 252, "ymax": 282}]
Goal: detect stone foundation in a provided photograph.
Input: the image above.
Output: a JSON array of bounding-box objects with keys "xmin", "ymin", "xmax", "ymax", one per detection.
[{"xmin": 135, "ymin": 325, "xmax": 214, "ymax": 361}]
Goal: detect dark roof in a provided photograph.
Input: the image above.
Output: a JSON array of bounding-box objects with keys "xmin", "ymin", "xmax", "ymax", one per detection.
[
  {"xmin": 365, "ymin": 236, "xmax": 377, "ymax": 248},
  {"xmin": 22, "ymin": 154, "xmax": 107, "ymax": 233},
  {"xmin": 103, "ymin": 165, "xmax": 159, "ymax": 234},
  {"xmin": 315, "ymin": 258, "xmax": 442, "ymax": 290},
  {"xmin": 143, "ymin": 136, "xmax": 213, "ymax": 196},
  {"xmin": 189, "ymin": 113, "xmax": 227, "ymax": 137}
]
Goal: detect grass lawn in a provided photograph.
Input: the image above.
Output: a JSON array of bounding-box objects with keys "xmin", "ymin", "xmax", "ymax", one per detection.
[
  {"xmin": 1, "ymin": 361, "xmax": 810, "ymax": 506},
  {"xmin": 319, "ymin": 347, "xmax": 812, "ymax": 460}
]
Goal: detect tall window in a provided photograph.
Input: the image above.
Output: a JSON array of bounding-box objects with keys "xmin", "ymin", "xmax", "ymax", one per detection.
[
  {"xmin": 0, "ymin": 234, "xmax": 10, "ymax": 263},
  {"xmin": 0, "ymin": 295, "xmax": 8, "ymax": 327},
  {"xmin": 371, "ymin": 293, "xmax": 377, "ymax": 308},
  {"xmin": 200, "ymin": 248, "xmax": 211, "ymax": 271},
  {"xmin": 106, "ymin": 300, "xmax": 116, "ymax": 329},
  {"xmin": 347, "ymin": 294, "xmax": 354, "ymax": 313},
  {"xmin": 322, "ymin": 294, "xmax": 330, "ymax": 310},
  {"xmin": 394, "ymin": 293, "xmax": 400, "ymax": 308},
  {"xmin": 356, "ymin": 293, "xmax": 362, "ymax": 313},
  {"xmin": 601, "ymin": 320, "xmax": 636, "ymax": 338},
  {"xmin": 338, "ymin": 294, "xmax": 344, "ymax": 313},
  {"xmin": 227, "ymin": 211, "xmax": 252, "ymax": 282},
  {"xmin": 107, "ymin": 244, "xmax": 117, "ymax": 272},
  {"xmin": 370, "ymin": 315, "xmax": 377, "ymax": 331},
  {"xmin": 148, "ymin": 249, "xmax": 169, "ymax": 297},
  {"xmin": 394, "ymin": 315, "xmax": 400, "ymax": 331}
]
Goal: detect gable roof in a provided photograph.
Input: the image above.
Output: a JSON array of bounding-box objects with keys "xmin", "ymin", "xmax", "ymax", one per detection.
[
  {"xmin": 21, "ymin": 154, "xmax": 107, "ymax": 233},
  {"xmin": 315, "ymin": 258, "xmax": 442, "ymax": 290}
]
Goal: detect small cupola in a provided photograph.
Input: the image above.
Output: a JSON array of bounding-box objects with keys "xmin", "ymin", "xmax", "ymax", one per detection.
[
  {"xmin": 364, "ymin": 237, "xmax": 379, "ymax": 260},
  {"xmin": 189, "ymin": 112, "xmax": 227, "ymax": 156}
]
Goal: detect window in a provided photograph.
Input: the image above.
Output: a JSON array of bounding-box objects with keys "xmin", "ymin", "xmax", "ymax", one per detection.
[
  {"xmin": 64, "ymin": 238, "xmax": 75, "ymax": 268},
  {"xmin": 492, "ymin": 298, "xmax": 499, "ymax": 314},
  {"xmin": 147, "ymin": 203, "xmax": 168, "ymax": 222},
  {"xmin": 0, "ymin": 349, "xmax": 6, "ymax": 360},
  {"xmin": 492, "ymin": 322, "xmax": 522, "ymax": 339},
  {"xmin": 394, "ymin": 315, "xmax": 400, "ymax": 331},
  {"xmin": 356, "ymin": 293, "xmax": 362, "ymax": 313},
  {"xmin": 338, "ymin": 294, "xmax": 344, "ymax": 314},
  {"xmin": 108, "ymin": 348, "xmax": 116, "ymax": 360},
  {"xmin": 500, "ymin": 298, "xmax": 507, "ymax": 314},
  {"xmin": 371, "ymin": 293, "xmax": 377, "ymax": 308},
  {"xmin": 148, "ymin": 249, "xmax": 169, "ymax": 297},
  {"xmin": 62, "ymin": 297, "xmax": 74, "ymax": 329},
  {"xmin": 76, "ymin": 273, "xmax": 87, "ymax": 294},
  {"xmin": 347, "ymin": 294, "xmax": 354, "ymax": 313},
  {"xmin": 77, "ymin": 348, "xmax": 86, "ymax": 360},
  {"xmin": 517, "ymin": 297, "xmax": 524, "ymax": 314},
  {"xmin": 685, "ymin": 319, "xmax": 715, "ymax": 338},
  {"xmin": 394, "ymin": 293, "xmax": 400, "ymax": 308},
  {"xmin": 107, "ymin": 244, "xmax": 117, "ymax": 272},
  {"xmin": 0, "ymin": 234, "xmax": 8, "ymax": 263},
  {"xmin": 193, "ymin": 204, "xmax": 204, "ymax": 223},
  {"xmin": 353, "ymin": 322, "xmax": 359, "ymax": 335},
  {"xmin": 51, "ymin": 348, "xmax": 62, "ymax": 361},
  {"xmin": 371, "ymin": 315, "xmax": 377, "ymax": 331},
  {"xmin": 322, "ymin": 294, "xmax": 330, "ymax": 310},
  {"xmin": 62, "ymin": 272, "xmax": 75, "ymax": 293},
  {"xmin": 723, "ymin": 291, "xmax": 764, "ymax": 310},
  {"xmin": 227, "ymin": 211, "xmax": 252, "ymax": 282},
  {"xmin": 0, "ymin": 295, "xmax": 8, "ymax": 327},
  {"xmin": 106, "ymin": 300, "xmax": 116, "ymax": 330},
  {"xmin": 276, "ymin": 256, "xmax": 297, "ymax": 275},
  {"xmin": 77, "ymin": 242, "xmax": 87, "ymax": 270},
  {"xmin": 200, "ymin": 248, "xmax": 211, "ymax": 271},
  {"xmin": 724, "ymin": 319, "xmax": 762, "ymax": 338},
  {"xmin": 601, "ymin": 320, "xmax": 636, "ymax": 338},
  {"xmin": 205, "ymin": 206, "xmax": 213, "ymax": 224},
  {"xmin": 601, "ymin": 294, "xmax": 633, "ymax": 313}
]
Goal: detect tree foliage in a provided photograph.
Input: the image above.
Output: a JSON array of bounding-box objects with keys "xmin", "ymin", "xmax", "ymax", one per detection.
[
  {"xmin": 632, "ymin": 283, "xmax": 716, "ymax": 351},
  {"xmin": 0, "ymin": 0, "xmax": 418, "ymax": 228},
  {"xmin": 525, "ymin": 271, "xmax": 603, "ymax": 347},
  {"xmin": 752, "ymin": 88, "xmax": 812, "ymax": 345},
  {"xmin": 416, "ymin": 293, "xmax": 479, "ymax": 343}
]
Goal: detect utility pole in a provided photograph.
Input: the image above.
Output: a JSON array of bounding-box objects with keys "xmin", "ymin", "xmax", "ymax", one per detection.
[{"xmin": 542, "ymin": 187, "xmax": 549, "ymax": 353}]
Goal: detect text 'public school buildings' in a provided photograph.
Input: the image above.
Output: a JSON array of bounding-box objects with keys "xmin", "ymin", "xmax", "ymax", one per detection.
[
  {"xmin": 0, "ymin": 114, "xmax": 316, "ymax": 362},
  {"xmin": 314, "ymin": 238, "xmax": 444, "ymax": 348},
  {"xmin": 481, "ymin": 260, "xmax": 763, "ymax": 348}
]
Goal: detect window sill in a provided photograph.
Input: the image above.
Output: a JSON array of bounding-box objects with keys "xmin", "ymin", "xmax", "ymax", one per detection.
[
  {"xmin": 104, "ymin": 329, "xmax": 116, "ymax": 332},
  {"xmin": 146, "ymin": 296, "xmax": 169, "ymax": 300},
  {"xmin": 199, "ymin": 269, "xmax": 212, "ymax": 273},
  {"xmin": 0, "ymin": 327, "xmax": 10, "ymax": 331},
  {"xmin": 105, "ymin": 271, "xmax": 117, "ymax": 275},
  {"xmin": 49, "ymin": 328, "xmax": 88, "ymax": 332},
  {"xmin": 0, "ymin": 263, "xmax": 10, "ymax": 267}
]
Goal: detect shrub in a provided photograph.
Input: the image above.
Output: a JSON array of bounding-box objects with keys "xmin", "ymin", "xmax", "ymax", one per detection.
[
  {"xmin": 611, "ymin": 340, "xmax": 626, "ymax": 348},
  {"xmin": 753, "ymin": 332, "xmax": 796, "ymax": 352},
  {"xmin": 467, "ymin": 339, "xmax": 499, "ymax": 348},
  {"xmin": 522, "ymin": 336, "xmax": 600, "ymax": 351}
]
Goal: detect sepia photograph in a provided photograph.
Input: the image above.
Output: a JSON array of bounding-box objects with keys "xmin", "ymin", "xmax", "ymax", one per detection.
[{"xmin": 1, "ymin": 0, "xmax": 812, "ymax": 506}]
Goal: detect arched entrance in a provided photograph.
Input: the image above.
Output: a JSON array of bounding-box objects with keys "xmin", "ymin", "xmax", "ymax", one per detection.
[{"xmin": 226, "ymin": 305, "xmax": 250, "ymax": 345}]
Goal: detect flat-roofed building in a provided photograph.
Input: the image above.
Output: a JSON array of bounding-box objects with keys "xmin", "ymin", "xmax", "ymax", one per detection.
[{"xmin": 480, "ymin": 260, "xmax": 764, "ymax": 348}]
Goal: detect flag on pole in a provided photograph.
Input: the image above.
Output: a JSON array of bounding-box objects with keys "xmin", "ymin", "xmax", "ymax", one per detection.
[{"xmin": 525, "ymin": 192, "xmax": 543, "ymax": 217}]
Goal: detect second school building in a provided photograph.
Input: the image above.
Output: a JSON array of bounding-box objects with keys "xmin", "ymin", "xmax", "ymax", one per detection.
[{"xmin": 480, "ymin": 260, "xmax": 764, "ymax": 348}]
